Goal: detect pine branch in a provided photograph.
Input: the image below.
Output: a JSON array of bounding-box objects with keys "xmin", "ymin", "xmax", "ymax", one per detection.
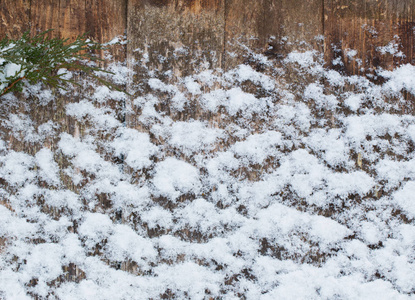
[
  {"xmin": 0, "ymin": 76, "xmax": 26, "ymax": 97},
  {"xmin": 0, "ymin": 30, "xmax": 122, "ymax": 97}
]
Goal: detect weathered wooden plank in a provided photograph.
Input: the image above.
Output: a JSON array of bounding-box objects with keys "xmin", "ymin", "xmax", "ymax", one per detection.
[
  {"xmin": 1, "ymin": 1, "xmax": 128, "ymax": 282},
  {"xmin": 224, "ymin": 0, "xmax": 265, "ymax": 67},
  {"xmin": 30, "ymin": 0, "xmax": 86, "ymax": 39},
  {"xmin": 125, "ymin": 1, "xmax": 226, "ymax": 244},
  {"xmin": 0, "ymin": 0, "xmax": 30, "ymax": 39},
  {"xmin": 26, "ymin": 0, "xmax": 128, "ymax": 160},
  {"xmin": 85, "ymin": 0, "xmax": 127, "ymax": 60},
  {"xmin": 58, "ymin": 0, "xmax": 87, "ymax": 39},
  {"xmin": 268, "ymin": 0, "xmax": 324, "ymax": 52},
  {"xmin": 26, "ymin": 0, "xmax": 126, "ymax": 158},
  {"xmin": 127, "ymin": 0, "xmax": 225, "ymax": 78},
  {"xmin": 125, "ymin": 0, "xmax": 226, "ymax": 136},
  {"xmin": 30, "ymin": 0, "xmax": 59, "ymax": 36},
  {"xmin": 31, "ymin": 0, "xmax": 126, "ymax": 43},
  {"xmin": 324, "ymin": 0, "xmax": 415, "ymax": 75},
  {"xmin": 85, "ymin": 0, "xmax": 127, "ymax": 43},
  {"xmin": 225, "ymin": 0, "xmax": 323, "ymax": 68}
]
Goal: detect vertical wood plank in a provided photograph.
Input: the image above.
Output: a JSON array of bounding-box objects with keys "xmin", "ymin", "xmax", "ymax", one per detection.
[
  {"xmin": 0, "ymin": 0, "xmax": 30, "ymax": 39},
  {"xmin": 225, "ymin": 0, "xmax": 324, "ymax": 68},
  {"xmin": 268, "ymin": 0, "xmax": 324, "ymax": 52},
  {"xmin": 31, "ymin": 0, "xmax": 127, "ymax": 42},
  {"xmin": 31, "ymin": 0, "xmax": 127, "ymax": 60},
  {"xmin": 30, "ymin": 0, "xmax": 86, "ymax": 39},
  {"xmin": 85, "ymin": 0, "xmax": 127, "ymax": 43},
  {"xmin": 324, "ymin": 0, "xmax": 415, "ymax": 75},
  {"xmin": 85, "ymin": 0, "xmax": 127, "ymax": 60},
  {"xmin": 22, "ymin": 0, "xmax": 128, "ymax": 208},
  {"xmin": 127, "ymin": 0, "xmax": 225, "ymax": 78},
  {"xmin": 30, "ymin": 0, "xmax": 59, "ymax": 36},
  {"xmin": 59, "ymin": 0, "xmax": 87, "ymax": 39},
  {"xmin": 224, "ymin": 0, "xmax": 265, "ymax": 67}
]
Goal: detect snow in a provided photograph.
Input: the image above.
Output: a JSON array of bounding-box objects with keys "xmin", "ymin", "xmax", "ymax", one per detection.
[
  {"xmin": 0, "ymin": 63, "xmax": 23, "ymax": 92},
  {"xmin": 167, "ymin": 121, "xmax": 223, "ymax": 155},
  {"xmin": 111, "ymin": 127, "xmax": 158, "ymax": 170},
  {"xmin": 0, "ymin": 42, "xmax": 25, "ymax": 94},
  {"xmin": 381, "ymin": 64, "xmax": 415, "ymax": 96},
  {"xmin": 394, "ymin": 181, "xmax": 415, "ymax": 218},
  {"xmin": 153, "ymin": 157, "xmax": 201, "ymax": 200},
  {"xmin": 344, "ymin": 93, "xmax": 363, "ymax": 111},
  {"xmin": 232, "ymin": 131, "xmax": 282, "ymax": 164},
  {"xmin": 0, "ymin": 151, "xmax": 35, "ymax": 186},
  {"xmin": 377, "ymin": 40, "xmax": 405, "ymax": 58},
  {"xmin": 1, "ymin": 40, "xmax": 415, "ymax": 299},
  {"xmin": 35, "ymin": 148, "xmax": 60, "ymax": 185}
]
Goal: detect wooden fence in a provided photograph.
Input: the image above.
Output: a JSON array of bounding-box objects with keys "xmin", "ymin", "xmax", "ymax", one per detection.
[
  {"xmin": 0, "ymin": 0, "xmax": 414, "ymax": 292},
  {"xmin": 1, "ymin": 1, "xmax": 414, "ymax": 206},
  {"xmin": 1, "ymin": 0, "xmax": 414, "ymax": 192},
  {"xmin": 1, "ymin": 0, "xmax": 414, "ymax": 75}
]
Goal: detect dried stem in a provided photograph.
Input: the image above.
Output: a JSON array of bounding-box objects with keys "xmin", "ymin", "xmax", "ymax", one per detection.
[{"xmin": 0, "ymin": 76, "xmax": 26, "ymax": 97}]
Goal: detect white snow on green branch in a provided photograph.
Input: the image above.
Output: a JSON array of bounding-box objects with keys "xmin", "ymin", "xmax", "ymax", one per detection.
[
  {"xmin": 0, "ymin": 43, "xmax": 24, "ymax": 93},
  {"xmin": 0, "ymin": 43, "xmax": 415, "ymax": 300}
]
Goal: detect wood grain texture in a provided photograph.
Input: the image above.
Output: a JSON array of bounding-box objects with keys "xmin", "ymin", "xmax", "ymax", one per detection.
[
  {"xmin": 85, "ymin": 0, "xmax": 127, "ymax": 60},
  {"xmin": 224, "ymin": 0, "xmax": 265, "ymax": 67},
  {"xmin": 0, "ymin": 0, "xmax": 30, "ymax": 39},
  {"xmin": 127, "ymin": 0, "xmax": 225, "ymax": 77},
  {"xmin": 225, "ymin": 0, "xmax": 323, "ymax": 68},
  {"xmin": 31, "ymin": 0, "xmax": 87, "ymax": 39},
  {"xmin": 85, "ymin": 0, "xmax": 127, "ymax": 43},
  {"xmin": 31, "ymin": 0, "xmax": 127, "ymax": 43},
  {"xmin": 30, "ymin": 0, "xmax": 60, "ymax": 37},
  {"xmin": 5, "ymin": 0, "xmax": 127, "ymax": 157},
  {"xmin": 225, "ymin": 0, "xmax": 265, "ymax": 48},
  {"xmin": 1, "ymin": 0, "xmax": 415, "ymax": 288},
  {"xmin": 324, "ymin": 0, "xmax": 415, "ymax": 75},
  {"xmin": 2, "ymin": 0, "xmax": 414, "ymax": 76},
  {"xmin": 270, "ymin": 0, "xmax": 323, "ymax": 51}
]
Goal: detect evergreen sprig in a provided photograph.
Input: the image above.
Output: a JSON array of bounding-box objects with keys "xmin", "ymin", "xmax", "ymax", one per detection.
[{"xmin": 0, "ymin": 30, "xmax": 118, "ymax": 97}]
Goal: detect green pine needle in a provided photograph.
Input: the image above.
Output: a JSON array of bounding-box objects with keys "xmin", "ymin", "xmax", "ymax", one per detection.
[{"xmin": 0, "ymin": 30, "xmax": 125, "ymax": 97}]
